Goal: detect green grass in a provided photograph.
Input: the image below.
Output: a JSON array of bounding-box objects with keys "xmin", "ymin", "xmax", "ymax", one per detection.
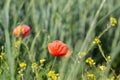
[{"xmin": 0, "ymin": 0, "xmax": 120, "ymax": 80}]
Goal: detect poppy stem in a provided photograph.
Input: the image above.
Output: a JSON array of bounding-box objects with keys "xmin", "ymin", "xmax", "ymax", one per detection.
[{"xmin": 50, "ymin": 57, "xmax": 57, "ymax": 70}]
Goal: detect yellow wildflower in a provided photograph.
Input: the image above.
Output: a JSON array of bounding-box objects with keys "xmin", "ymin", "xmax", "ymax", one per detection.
[
  {"xmin": 87, "ymin": 74, "xmax": 96, "ymax": 80},
  {"xmin": 99, "ymin": 65, "xmax": 106, "ymax": 71},
  {"xmin": 93, "ymin": 38, "xmax": 101, "ymax": 44},
  {"xmin": 1, "ymin": 46, "xmax": 4, "ymax": 50},
  {"xmin": 47, "ymin": 71, "xmax": 59, "ymax": 80},
  {"xmin": 0, "ymin": 55, "xmax": 2, "ymax": 59},
  {"xmin": 107, "ymin": 76, "xmax": 117, "ymax": 80},
  {"xmin": 31, "ymin": 63, "xmax": 38, "ymax": 69},
  {"xmin": 18, "ymin": 69, "xmax": 24, "ymax": 77},
  {"xmin": 106, "ymin": 55, "xmax": 111, "ymax": 63},
  {"xmin": 14, "ymin": 40, "xmax": 21, "ymax": 48},
  {"xmin": 0, "ymin": 47, "xmax": 6, "ymax": 59},
  {"xmin": 86, "ymin": 57, "xmax": 96, "ymax": 66},
  {"xmin": 0, "ymin": 53, "xmax": 5, "ymax": 59},
  {"xmin": 111, "ymin": 76, "xmax": 115, "ymax": 80},
  {"xmin": 1, "ymin": 52, "xmax": 6, "ymax": 57},
  {"xmin": 110, "ymin": 17, "xmax": 117, "ymax": 26},
  {"xmin": 40, "ymin": 59, "xmax": 46, "ymax": 64},
  {"xmin": 117, "ymin": 74, "xmax": 120, "ymax": 79},
  {"xmin": 19, "ymin": 62, "xmax": 26, "ymax": 68}
]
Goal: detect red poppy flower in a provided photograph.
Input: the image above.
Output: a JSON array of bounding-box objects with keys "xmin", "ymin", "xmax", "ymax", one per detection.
[
  {"xmin": 13, "ymin": 24, "xmax": 30, "ymax": 38},
  {"xmin": 48, "ymin": 40, "xmax": 70, "ymax": 57}
]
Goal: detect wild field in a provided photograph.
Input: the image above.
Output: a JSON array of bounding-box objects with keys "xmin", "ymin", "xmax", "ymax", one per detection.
[{"xmin": 0, "ymin": 0, "xmax": 120, "ymax": 80}]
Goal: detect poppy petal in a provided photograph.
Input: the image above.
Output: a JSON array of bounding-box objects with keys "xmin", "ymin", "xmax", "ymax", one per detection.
[{"xmin": 48, "ymin": 40, "xmax": 70, "ymax": 57}]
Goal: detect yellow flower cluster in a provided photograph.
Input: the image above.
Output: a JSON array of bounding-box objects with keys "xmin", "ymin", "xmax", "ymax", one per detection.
[
  {"xmin": 18, "ymin": 62, "xmax": 26, "ymax": 77},
  {"xmin": 99, "ymin": 65, "xmax": 106, "ymax": 71},
  {"xmin": 19, "ymin": 62, "xmax": 26, "ymax": 77},
  {"xmin": 19, "ymin": 62, "xmax": 26, "ymax": 68},
  {"xmin": 14, "ymin": 40, "xmax": 21, "ymax": 48},
  {"xmin": 47, "ymin": 71, "xmax": 59, "ymax": 80},
  {"xmin": 93, "ymin": 38, "xmax": 101, "ymax": 44},
  {"xmin": 31, "ymin": 62, "xmax": 38, "ymax": 69},
  {"xmin": 0, "ymin": 52, "xmax": 6, "ymax": 59},
  {"xmin": 0, "ymin": 55, "xmax": 2, "ymax": 59},
  {"xmin": 0, "ymin": 46, "xmax": 6, "ymax": 59},
  {"xmin": 106, "ymin": 55, "xmax": 111, "ymax": 63},
  {"xmin": 86, "ymin": 57, "xmax": 96, "ymax": 66},
  {"xmin": 87, "ymin": 73, "xmax": 96, "ymax": 80},
  {"xmin": 117, "ymin": 74, "xmax": 120, "ymax": 79},
  {"xmin": 110, "ymin": 17, "xmax": 117, "ymax": 26},
  {"xmin": 40, "ymin": 59, "xmax": 46, "ymax": 64},
  {"xmin": 107, "ymin": 75, "xmax": 120, "ymax": 80},
  {"xmin": 107, "ymin": 76, "xmax": 115, "ymax": 80}
]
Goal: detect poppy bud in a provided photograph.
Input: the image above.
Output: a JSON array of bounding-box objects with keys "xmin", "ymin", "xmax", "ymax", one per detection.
[
  {"xmin": 13, "ymin": 24, "xmax": 30, "ymax": 38},
  {"xmin": 48, "ymin": 40, "xmax": 70, "ymax": 57}
]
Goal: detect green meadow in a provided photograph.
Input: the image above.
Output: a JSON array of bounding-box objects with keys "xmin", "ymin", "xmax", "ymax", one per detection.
[{"xmin": 0, "ymin": 0, "xmax": 120, "ymax": 80}]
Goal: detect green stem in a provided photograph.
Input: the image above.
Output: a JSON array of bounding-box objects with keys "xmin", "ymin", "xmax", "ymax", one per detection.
[
  {"xmin": 50, "ymin": 57, "xmax": 57, "ymax": 70},
  {"xmin": 30, "ymin": 31, "xmax": 40, "ymax": 53},
  {"xmin": 87, "ymin": 24, "xmax": 112, "ymax": 55},
  {"xmin": 78, "ymin": 0, "xmax": 106, "ymax": 57},
  {"xmin": 98, "ymin": 24, "xmax": 112, "ymax": 38},
  {"xmin": 21, "ymin": 75, "xmax": 24, "ymax": 80},
  {"xmin": 21, "ymin": 42, "xmax": 32, "ymax": 62},
  {"xmin": 98, "ymin": 44, "xmax": 107, "ymax": 61},
  {"xmin": 98, "ymin": 44, "xmax": 117, "ymax": 76}
]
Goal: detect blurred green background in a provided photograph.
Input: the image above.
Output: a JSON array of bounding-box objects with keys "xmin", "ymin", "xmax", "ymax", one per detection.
[{"xmin": 0, "ymin": 0, "xmax": 120, "ymax": 80}]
